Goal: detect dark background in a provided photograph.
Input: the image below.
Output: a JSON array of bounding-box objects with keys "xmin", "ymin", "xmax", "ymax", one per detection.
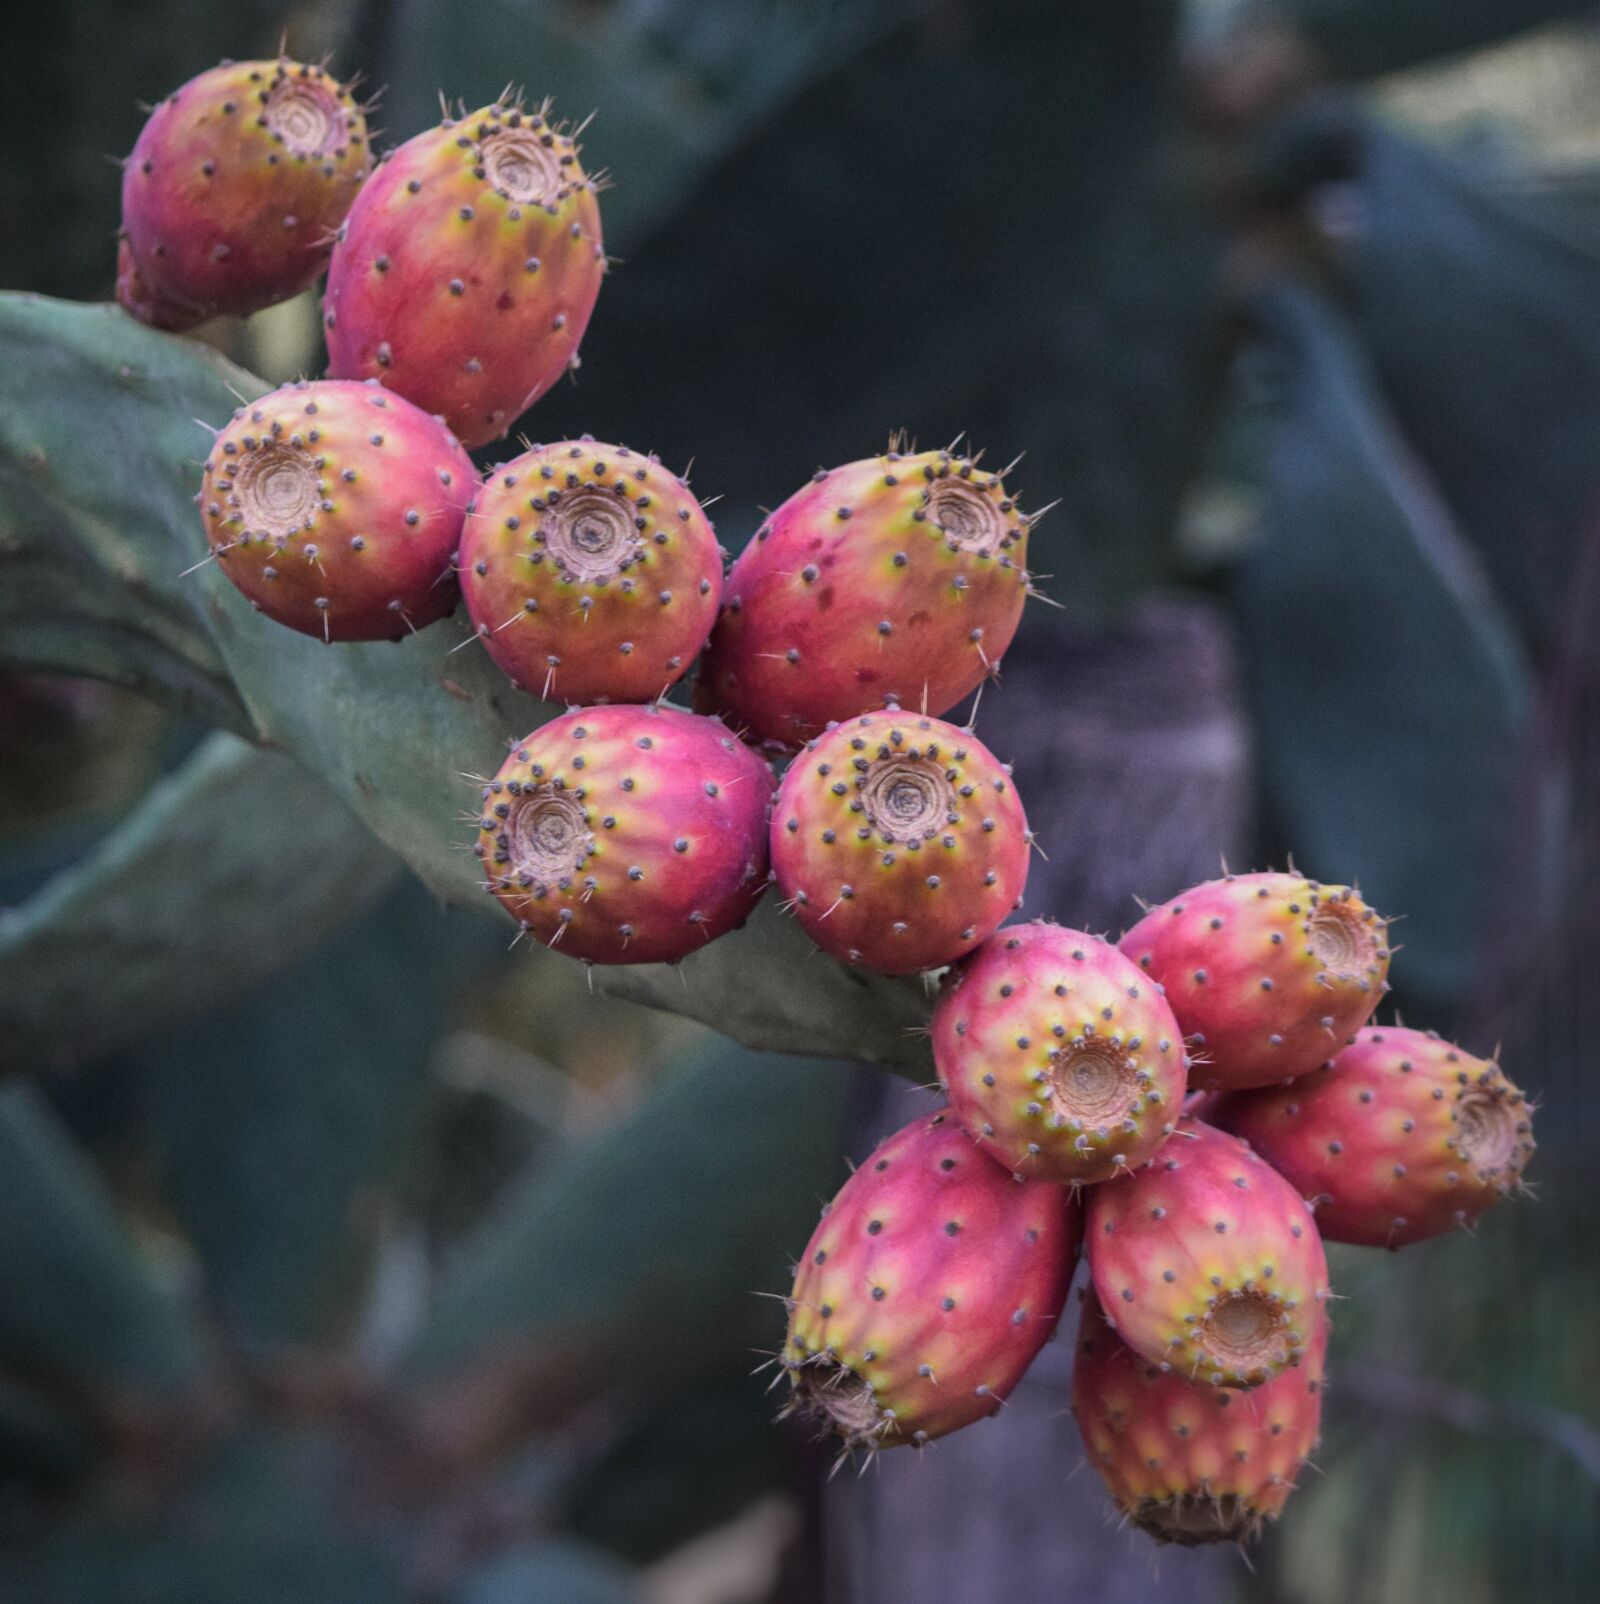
[{"xmin": 2, "ymin": 1, "xmax": 1598, "ymax": 1600}]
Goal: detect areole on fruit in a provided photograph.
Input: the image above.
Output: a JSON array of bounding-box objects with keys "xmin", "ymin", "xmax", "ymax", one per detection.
[
  {"xmin": 1306, "ymin": 898, "xmax": 1377, "ymax": 979},
  {"xmin": 481, "ymin": 125, "xmax": 565, "ymax": 203},
  {"xmin": 859, "ymin": 754, "xmax": 954, "ymax": 843},
  {"xmin": 1200, "ymin": 1289, "xmax": 1291, "ymax": 1376},
  {"xmin": 506, "ymin": 786, "xmax": 593, "ymax": 883},
  {"xmin": 1048, "ymin": 1036, "xmax": 1139, "ymax": 1126},
  {"xmin": 1455, "ymin": 1087, "xmax": 1520, "ymax": 1172},
  {"xmin": 927, "ymin": 477, "xmax": 1007, "ymax": 554},
  {"xmin": 541, "ymin": 489, "xmax": 642, "ymax": 582},
  {"xmin": 231, "ymin": 445, "xmax": 318, "ymax": 539},
  {"xmin": 264, "ymin": 74, "xmax": 344, "ymax": 156}
]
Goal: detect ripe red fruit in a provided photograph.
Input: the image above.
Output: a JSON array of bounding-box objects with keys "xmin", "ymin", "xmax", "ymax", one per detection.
[
  {"xmin": 782, "ymin": 1109, "xmax": 1080, "ymax": 1454},
  {"xmin": 120, "ymin": 58, "xmax": 369, "ymax": 329},
  {"xmin": 933, "ymin": 922, "xmax": 1188, "ymax": 1184},
  {"xmin": 198, "ymin": 379, "xmax": 475, "ymax": 641},
  {"xmin": 1211, "ymin": 1025, "xmax": 1535, "ymax": 1248},
  {"xmin": 697, "ymin": 445, "xmax": 1033, "ymax": 748},
  {"xmin": 1073, "ymin": 1291, "xmax": 1325, "ymax": 1545},
  {"xmin": 1086, "ymin": 1118, "xmax": 1330, "ymax": 1389},
  {"xmin": 1118, "ymin": 871, "xmax": 1391, "ymax": 1090},
  {"xmin": 769, "ymin": 710, "xmax": 1030, "ymax": 975},
  {"xmin": 324, "ymin": 99, "xmax": 605, "ymax": 449},
  {"xmin": 459, "ymin": 440, "xmax": 722, "ymax": 703},
  {"xmin": 474, "ymin": 704, "xmax": 770, "ymax": 964}
]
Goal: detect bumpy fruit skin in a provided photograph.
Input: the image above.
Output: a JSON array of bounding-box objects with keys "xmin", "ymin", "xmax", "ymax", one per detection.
[
  {"xmin": 475, "ymin": 705, "xmax": 770, "ymax": 964},
  {"xmin": 1086, "ymin": 1118, "xmax": 1329, "ymax": 1389},
  {"xmin": 1073, "ymin": 1291, "xmax": 1325, "ymax": 1546},
  {"xmin": 323, "ymin": 100, "xmax": 605, "ymax": 450},
  {"xmin": 1118, "ymin": 871, "xmax": 1390, "ymax": 1090},
  {"xmin": 769, "ymin": 711, "xmax": 1029, "ymax": 975},
  {"xmin": 933, "ymin": 923, "xmax": 1188, "ymax": 1184},
  {"xmin": 198, "ymin": 379, "xmax": 476, "ymax": 641},
  {"xmin": 697, "ymin": 447, "xmax": 1031, "ymax": 748},
  {"xmin": 1212, "ymin": 1025, "xmax": 1535, "ymax": 1248},
  {"xmin": 119, "ymin": 58, "xmax": 369, "ymax": 327},
  {"xmin": 782, "ymin": 1109, "xmax": 1080, "ymax": 1453},
  {"xmin": 459, "ymin": 441, "xmax": 722, "ymax": 703}
]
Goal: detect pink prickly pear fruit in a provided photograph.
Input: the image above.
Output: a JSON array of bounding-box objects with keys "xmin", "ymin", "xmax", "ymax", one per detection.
[
  {"xmin": 932, "ymin": 922, "xmax": 1188, "ymax": 1185},
  {"xmin": 459, "ymin": 441, "xmax": 722, "ymax": 703},
  {"xmin": 781, "ymin": 1108, "xmax": 1080, "ymax": 1454},
  {"xmin": 474, "ymin": 704, "xmax": 770, "ymax": 964},
  {"xmin": 1118, "ymin": 870, "xmax": 1391, "ymax": 1090},
  {"xmin": 1072, "ymin": 1290, "xmax": 1325, "ymax": 1546},
  {"xmin": 323, "ymin": 98, "xmax": 605, "ymax": 450},
  {"xmin": 696, "ymin": 444, "xmax": 1034, "ymax": 749},
  {"xmin": 119, "ymin": 58, "xmax": 369, "ymax": 327},
  {"xmin": 198, "ymin": 378, "xmax": 476, "ymax": 641},
  {"xmin": 1211, "ymin": 1025, "xmax": 1535, "ymax": 1249},
  {"xmin": 1086, "ymin": 1118, "xmax": 1330, "ymax": 1389},
  {"xmin": 768, "ymin": 710, "xmax": 1030, "ymax": 976}
]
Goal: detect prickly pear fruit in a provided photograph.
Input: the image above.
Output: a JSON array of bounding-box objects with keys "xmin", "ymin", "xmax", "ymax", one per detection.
[
  {"xmin": 119, "ymin": 58, "xmax": 369, "ymax": 327},
  {"xmin": 459, "ymin": 441, "xmax": 722, "ymax": 703},
  {"xmin": 475, "ymin": 704, "xmax": 770, "ymax": 964},
  {"xmin": 769, "ymin": 710, "xmax": 1030, "ymax": 975},
  {"xmin": 1086, "ymin": 1118, "xmax": 1329, "ymax": 1389},
  {"xmin": 323, "ymin": 98, "xmax": 605, "ymax": 449},
  {"xmin": 933, "ymin": 922, "xmax": 1187, "ymax": 1184},
  {"xmin": 696, "ymin": 445, "xmax": 1033, "ymax": 748},
  {"xmin": 1211, "ymin": 1025, "xmax": 1535, "ymax": 1248},
  {"xmin": 1118, "ymin": 871, "xmax": 1390, "ymax": 1090},
  {"xmin": 1073, "ymin": 1290, "xmax": 1325, "ymax": 1546},
  {"xmin": 198, "ymin": 378, "xmax": 475, "ymax": 641},
  {"xmin": 781, "ymin": 1109, "xmax": 1080, "ymax": 1455}
]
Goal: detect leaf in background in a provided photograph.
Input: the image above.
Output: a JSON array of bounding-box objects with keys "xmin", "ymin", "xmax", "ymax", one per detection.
[
  {"xmin": 402, "ymin": 1042, "xmax": 866, "ymax": 1467},
  {"xmin": 0, "ymin": 1372, "xmax": 95, "ymax": 1486},
  {"xmin": 0, "ymin": 294, "xmax": 934, "ymax": 1069},
  {"xmin": 374, "ymin": 0, "xmax": 922, "ymax": 252},
  {"xmin": 517, "ymin": 0, "xmax": 1226, "ymax": 630},
  {"xmin": 1233, "ymin": 283, "xmax": 1530, "ymax": 1010},
  {"xmin": 1284, "ymin": 1, "xmax": 1587, "ymax": 79},
  {"xmin": 127, "ymin": 877, "xmax": 505, "ymax": 1357},
  {"xmin": 561, "ymin": 1372, "xmax": 788, "ymax": 1566},
  {"xmin": 454, "ymin": 1540, "xmax": 640, "ymax": 1604},
  {"xmin": 0, "ymin": 297, "xmax": 258, "ymax": 731},
  {"xmin": 0, "ymin": 732, "xmax": 398, "ymax": 1074},
  {"xmin": 1340, "ymin": 120, "xmax": 1600, "ymax": 648},
  {"xmin": 4, "ymin": 1424, "xmax": 403, "ymax": 1604},
  {"xmin": 0, "ymin": 1082, "xmax": 201, "ymax": 1417}
]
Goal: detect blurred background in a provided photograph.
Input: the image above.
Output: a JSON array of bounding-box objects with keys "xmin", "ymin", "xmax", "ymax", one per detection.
[{"xmin": 2, "ymin": 0, "xmax": 1599, "ymax": 1599}]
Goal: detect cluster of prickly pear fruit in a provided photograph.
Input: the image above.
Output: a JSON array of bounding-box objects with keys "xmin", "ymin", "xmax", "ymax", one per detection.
[
  {"xmin": 773, "ymin": 861, "xmax": 1533, "ymax": 1551},
  {"xmin": 126, "ymin": 50, "xmax": 1543, "ymax": 1559}
]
